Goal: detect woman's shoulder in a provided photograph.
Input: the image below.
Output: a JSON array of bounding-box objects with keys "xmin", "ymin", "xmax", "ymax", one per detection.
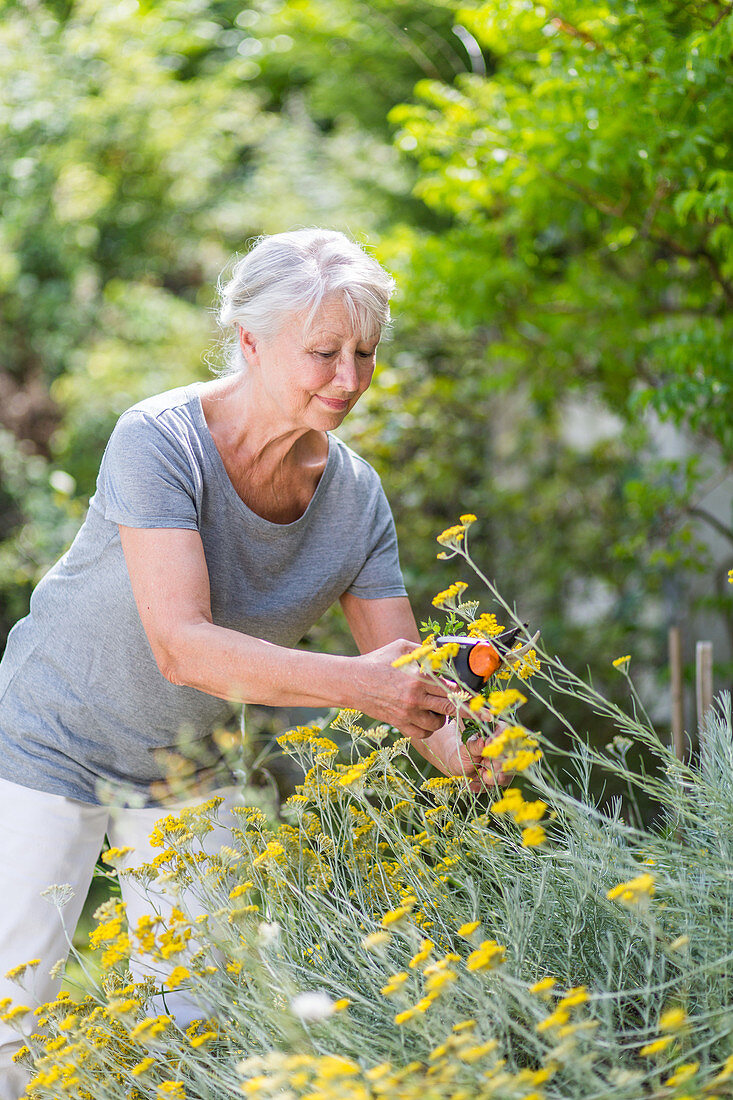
[
  {"xmin": 107, "ymin": 384, "xmax": 204, "ymax": 449},
  {"xmin": 100, "ymin": 385, "xmax": 206, "ymax": 483},
  {"xmin": 121, "ymin": 383, "xmax": 199, "ymax": 423}
]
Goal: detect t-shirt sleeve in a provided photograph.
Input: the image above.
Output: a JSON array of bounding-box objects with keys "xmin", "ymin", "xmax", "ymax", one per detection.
[
  {"xmin": 97, "ymin": 411, "xmax": 200, "ymax": 530},
  {"xmin": 346, "ymin": 484, "xmax": 407, "ymax": 599}
]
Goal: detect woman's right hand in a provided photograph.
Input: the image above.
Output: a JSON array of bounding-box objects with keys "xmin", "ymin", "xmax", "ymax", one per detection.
[{"xmin": 353, "ymin": 638, "xmax": 456, "ymax": 742}]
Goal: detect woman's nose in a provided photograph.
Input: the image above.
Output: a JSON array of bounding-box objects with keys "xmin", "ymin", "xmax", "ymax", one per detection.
[{"xmin": 333, "ymin": 352, "xmax": 360, "ymax": 392}]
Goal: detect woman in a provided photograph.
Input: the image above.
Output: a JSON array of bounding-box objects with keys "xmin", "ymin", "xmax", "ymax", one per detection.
[{"xmin": 0, "ymin": 229, "xmax": 496, "ymax": 1091}]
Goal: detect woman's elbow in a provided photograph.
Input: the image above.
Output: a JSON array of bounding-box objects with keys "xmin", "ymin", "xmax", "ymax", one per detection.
[{"xmin": 151, "ymin": 631, "xmax": 195, "ymax": 687}]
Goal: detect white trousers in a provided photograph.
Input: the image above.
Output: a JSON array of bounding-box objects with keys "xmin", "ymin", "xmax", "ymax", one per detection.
[{"xmin": 0, "ymin": 776, "xmax": 241, "ymax": 1100}]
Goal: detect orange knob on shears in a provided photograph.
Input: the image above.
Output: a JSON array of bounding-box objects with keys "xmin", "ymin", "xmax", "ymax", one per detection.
[{"xmin": 468, "ymin": 642, "xmax": 501, "ymax": 680}]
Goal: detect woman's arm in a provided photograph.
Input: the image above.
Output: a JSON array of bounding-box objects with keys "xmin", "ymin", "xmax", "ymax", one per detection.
[{"xmin": 118, "ymin": 526, "xmax": 453, "ymax": 743}]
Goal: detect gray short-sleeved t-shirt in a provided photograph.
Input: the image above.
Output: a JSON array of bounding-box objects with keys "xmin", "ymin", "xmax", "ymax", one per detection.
[{"xmin": 0, "ymin": 384, "xmax": 406, "ymax": 806}]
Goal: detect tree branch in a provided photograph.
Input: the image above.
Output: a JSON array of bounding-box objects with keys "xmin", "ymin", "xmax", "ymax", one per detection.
[{"xmin": 686, "ymin": 506, "xmax": 733, "ymax": 548}]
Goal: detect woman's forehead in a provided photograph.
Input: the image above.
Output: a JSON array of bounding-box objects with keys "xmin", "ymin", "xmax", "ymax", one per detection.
[{"xmin": 301, "ymin": 303, "xmax": 379, "ymax": 344}]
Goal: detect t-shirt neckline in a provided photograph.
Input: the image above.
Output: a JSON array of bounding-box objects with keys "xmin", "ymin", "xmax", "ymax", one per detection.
[{"xmin": 186, "ymin": 382, "xmax": 336, "ymax": 532}]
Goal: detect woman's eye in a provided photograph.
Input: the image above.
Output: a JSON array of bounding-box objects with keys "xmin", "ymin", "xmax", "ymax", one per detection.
[{"xmin": 315, "ymin": 350, "xmax": 337, "ymax": 359}]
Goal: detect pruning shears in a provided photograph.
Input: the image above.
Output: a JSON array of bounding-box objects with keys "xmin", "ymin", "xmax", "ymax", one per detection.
[{"xmin": 437, "ymin": 626, "xmax": 541, "ymax": 692}]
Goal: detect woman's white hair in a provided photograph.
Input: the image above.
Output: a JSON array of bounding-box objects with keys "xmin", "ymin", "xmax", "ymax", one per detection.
[{"xmin": 215, "ymin": 228, "xmax": 396, "ymax": 374}]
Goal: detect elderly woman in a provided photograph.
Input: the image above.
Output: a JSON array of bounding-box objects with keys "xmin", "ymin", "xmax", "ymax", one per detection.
[{"xmin": 0, "ymin": 229, "xmax": 495, "ymax": 1091}]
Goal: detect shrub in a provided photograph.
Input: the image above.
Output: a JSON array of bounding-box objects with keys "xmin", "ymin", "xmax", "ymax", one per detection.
[{"xmin": 5, "ymin": 518, "xmax": 733, "ymax": 1099}]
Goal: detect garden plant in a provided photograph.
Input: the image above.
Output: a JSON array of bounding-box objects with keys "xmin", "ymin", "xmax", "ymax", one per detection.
[{"xmin": 3, "ymin": 516, "xmax": 733, "ymax": 1099}]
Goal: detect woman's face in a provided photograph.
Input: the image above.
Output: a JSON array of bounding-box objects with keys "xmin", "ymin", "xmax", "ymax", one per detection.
[{"xmin": 240, "ymin": 297, "xmax": 379, "ymax": 431}]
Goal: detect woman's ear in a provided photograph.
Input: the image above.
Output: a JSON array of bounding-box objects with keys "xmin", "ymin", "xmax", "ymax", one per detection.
[{"xmin": 238, "ymin": 325, "xmax": 260, "ymax": 365}]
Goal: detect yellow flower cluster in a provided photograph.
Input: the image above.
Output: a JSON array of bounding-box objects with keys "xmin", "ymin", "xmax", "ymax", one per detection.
[
  {"xmin": 88, "ymin": 900, "xmax": 131, "ymax": 968},
  {"xmin": 4, "ymin": 958, "xmax": 40, "ymax": 983},
  {"xmin": 436, "ymin": 514, "xmax": 476, "ymax": 547},
  {"xmin": 380, "ymin": 897, "xmax": 417, "ymax": 928},
  {"xmin": 465, "ymin": 940, "xmax": 506, "ymax": 972},
  {"xmin": 482, "ymin": 726, "xmax": 543, "ymax": 773},
  {"xmin": 277, "ymin": 727, "xmax": 339, "ymax": 757},
  {"xmin": 391, "ymin": 639, "xmax": 436, "ymax": 669},
  {"xmin": 432, "ymin": 581, "xmax": 468, "ymax": 609},
  {"xmin": 467, "ymin": 613, "xmax": 504, "ymax": 638},
  {"xmin": 486, "ymin": 688, "xmax": 527, "ymax": 714},
  {"xmin": 490, "ymin": 788, "xmax": 548, "ymax": 847},
  {"xmin": 536, "ymin": 985, "xmax": 591, "ymax": 1034},
  {"xmin": 512, "ymin": 648, "xmax": 542, "ymax": 681},
  {"xmin": 606, "ymin": 872, "xmax": 655, "ymax": 906}
]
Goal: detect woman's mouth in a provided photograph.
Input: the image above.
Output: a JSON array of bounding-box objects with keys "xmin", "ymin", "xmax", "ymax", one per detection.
[{"xmin": 317, "ymin": 396, "xmax": 350, "ymax": 411}]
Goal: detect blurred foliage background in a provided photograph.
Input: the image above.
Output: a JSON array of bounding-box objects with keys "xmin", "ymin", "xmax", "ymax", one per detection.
[{"xmin": 1, "ymin": 0, "xmax": 732, "ymax": 779}]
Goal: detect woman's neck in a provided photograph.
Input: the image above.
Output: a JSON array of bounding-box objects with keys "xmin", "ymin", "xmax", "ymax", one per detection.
[{"xmin": 199, "ymin": 373, "xmax": 326, "ymax": 474}]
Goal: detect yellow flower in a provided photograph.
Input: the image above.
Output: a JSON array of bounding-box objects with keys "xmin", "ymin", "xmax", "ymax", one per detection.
[
  {"xmin": 514, "ymin": 800, "xmax": 547, "ymax": 825},
  {"xmin": 663, "ymin": 1061, "xmax": 699, "ymax": 1087},
  {"xmin": 436, "ymin": 524, "xmax": 466, "ymax": 547},
  {"xmin": 612, "ymin": 655, "xmax": 631, "ymax": 669},
  {"xmin": 466, "ymin": 940, "xmax": 506, "ymax": 972},
  {"xmin": 425, "ymin": 967, "xmax": 457, "ymax": 995},
  {"xmin": 414, "ymin": 992, "xmax": 438, "ymax": 1013},
  {"xmin": 394, "ymin": 1007, "xmax": 416, "ymax": 1025},
  {"xmin": 536, "ymin": 1007, "xmax": 570, "ymax": 1032},
  {"xmin": 521, "ymin": 825, "xmax": 546, "ymax": 847},
  {"xmin": 459, "ymin": 514, "xmax": 477, "ymax": 525},
  {"xmin": 432, "ymin": 581, "xmax": 468, "ymax": 609},
  {"xmin": 408, "ymin": 940, "xmax": 434, "ymax": 968},
  {"xmin": 164, "ymin": 966, "xmax": 191, "ymax": 989},
  {"xmin": 467, "ymin": 614, "xmax": 505, "ymax": 638},
  {"xmin": 728, "ymin": 569, "xmax": 733, "ymax": 583},
  {"xmin": 487, "ymin": 689, "xmax": 527, "ymax": 714},
  {"xmin": 332, "ymin": 998, "xmax": 351, "ymax": 1012},
  {"xmin": 502, "ymin": 748, "xmax": 544, "ymax": 771},
  {"xmin": 4, "ymin": 960, "xmax": 40, "ymax": 982},
  {"xmin": 229, "ymin": 882, "xmax": 253, "ymax": 899},
  {"xmin": 460, "ymin": 1040, "xmax": 498, "ymax": 1063},
  {"xmin": 490, "ymin": 787, "xmax": 524, "ymax": 812},
  {"xmin": 516, "ymin": 649, "xmax": 541, "ymax": 679},
  {"xmin": 457, "ymin": 921, "xmax": 480, "ymax": 937},
  {"xmin": 381, "ymin": 972, "xmax": 408, "ymax": 996},
  {"xmin": 190, "ymin": 1030, "xmax": 217, "ymax": 1047},
  {"xmin": 361, "ymin": 931, "xmax": 391, "ymax": 950},
  {"xmin": 158, "ymin": 1083, "xmax": 185, "ymax": 1099},
  {"xmin": 640, "ymin": 1035, "xmax": 674, "ymax": 1056},
  {"xmin": 529, "ymin": 976, "xmax": 556, "ymax": 994},
  {"xmin": 607, "ymin": 872, "xmax": 655, "ymax": 905},
  {"xmin": 427, "ymin": 642, "xmax": 460, "ymax": 670},
  {"xmin": 101, "ymin": 846, "xmax": 135, "ymax": 867},
  {"xmin": 558, "ymin": 986, "xmax": 588, "ymax": 1009},
  {"xmin": 381, "ymin": 897, "xmax": 416, "ymax": 928},
  {"xmin": 660, "ymin": 1007, "xmax": 687, "ymax": 1031},
  {"xmin": 131, "ymin": 1057, "xmax": 155, "ymax": 1077}
]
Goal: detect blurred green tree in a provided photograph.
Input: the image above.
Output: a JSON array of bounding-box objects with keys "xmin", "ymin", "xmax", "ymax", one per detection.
[
  {"xmin": 0, "ymin": 0, "xmax": 730, "ymax": 739},
  {"xmin": 364, "ymin": 0, "xmax": 733, "ymax": 699}
]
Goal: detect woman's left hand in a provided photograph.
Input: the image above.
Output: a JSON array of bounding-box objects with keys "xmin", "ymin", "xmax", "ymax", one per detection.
[{"xmin": 415, "ymin": 718, "xmax": 512, "ymax": 793}]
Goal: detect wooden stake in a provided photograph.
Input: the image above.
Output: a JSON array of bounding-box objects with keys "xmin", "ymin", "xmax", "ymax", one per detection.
[
  {"xmin": 669, "ymin": 626, "xmax": 684, "ymax": 761},
  {"xmin": 696, "ymin": 640, "xmax": 714, "ymax": 734}
]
